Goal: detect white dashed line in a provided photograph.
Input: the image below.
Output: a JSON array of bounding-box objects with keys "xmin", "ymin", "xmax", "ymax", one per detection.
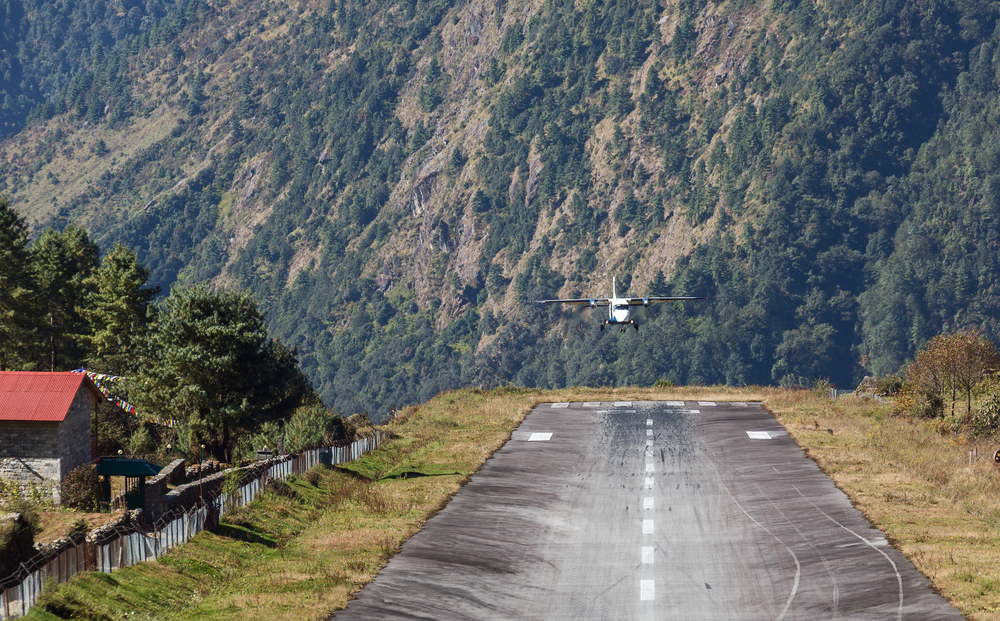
[
  {"xmin": 746, "ymin": 431, "xmax": 771, "ymax": 440},
  {"xmin": 643, "ymin": 519, "xmax": 654, "ymax": 534},
  {"xmin": 644, "ymin": 477, "xmax": 654, "ymax": 489},
  {"xmin": 698, "ymin": 401, "xmax": 716, "ymax": 406},
  {"xmin": 646, "ymin": 463, "xmax": 655, "ymax": 473},
  {"xmin": 646, "ymin": 418, "xmax": 653, "ymax": 426},
  {"xmin": 733, "ymin": 402, "xmax": 748, "ymax": 407},
  {"xmin": 646, "ymin": 429, "xmax": 653, "ymax": 436},
  {"xmin": 550, "ymin": 402, "xmax": 569, "ymax": 408},
  {"xmin": 642, "ymin": 546, "xmax": 654, "ymax": 563},
  {"xmin": 640, "ymin": 580, "xmax": 655, "ymax": 601},
  {"xmin": 646, "ymin": 439, "xmax": 653, "ymax": 446},
  {"xmin": 615, "ymin": 401, "xmax": 633, "ymax": 407},
  {"xmin": 644, "ymin": 497, "xmax": 654, "ymax": 510},
  {"xmin": 666, "ymin": 401, "xmax": 684, "ymax": 406},
  {"xmin": 582, "ymin": 401, "xmax": 601, "ymax": 408},
  {"xmin": 527, "ymin": 433, "xmax": 553, "ymax": 441},
  {"xmin": 686, "ymin": 409, "xmax": 701, "ymax": 414}
]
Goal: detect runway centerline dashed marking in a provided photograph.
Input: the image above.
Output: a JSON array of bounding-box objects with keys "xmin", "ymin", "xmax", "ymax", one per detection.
[
  {"xmin": 646, "ymin": 418, "xmax": 653, "ymax": 426},
  {"xmin": 527, "ymin": 433, "xmax": 553, "ymax": 441},
  {"xmin": 665, "ymin": 401, "xmax": 684, "ymax": 406},
  {"xmin": 582, "ymin": 401, "xmax": 601, "ymax": 408},
  {"xmin": 746, "ymin": 431, "xmax": 772, "ymax": 440},
  {"xmin": 643, "ymin": 519, "xmax": 654, "ymax": 534},
  {"xmin": 642, "ymin": 547, "xmax": 654, "ymax": 563},
  {"xmin": 550, "ymin": 403, "xmax": 569, "ymax": 408},
  {"xmin": 615, "ymin": 401, "xmax": 633, "ymax": 407},
  {"xmin": 644, "ymin": 477, "xmax": 654, "ymax": 489},
  {"xmin": 640, "ymin": 580, "xmax": 655, "ymax": 601},
  {"xmin": 646, "ymin": 429, "xmax": 653, "ymax": 436},
  {"xmin": 646, "ymin": 463, "xmax": 655, "ymax": 473},
  {"xmin": 646, "ymin": 439, "xmax": 653, "ymax": 446},
  {"xmin": 698, "ymin": 401, "xmax": 716, "ymax": 406},
  {"xmin": 644, "ymin": 497, "xmax": 653, "ymax": 510}
]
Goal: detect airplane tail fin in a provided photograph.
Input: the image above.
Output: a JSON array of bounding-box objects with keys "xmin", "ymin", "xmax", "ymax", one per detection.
[{"xmin": 613, "ymin": 276, "xmax": 617, "ymax": 299}]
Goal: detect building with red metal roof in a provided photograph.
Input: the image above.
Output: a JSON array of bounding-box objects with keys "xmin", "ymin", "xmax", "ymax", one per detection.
[{"xmin": 0, "ymin": 372, "xmax": 102, "ymax": 503}]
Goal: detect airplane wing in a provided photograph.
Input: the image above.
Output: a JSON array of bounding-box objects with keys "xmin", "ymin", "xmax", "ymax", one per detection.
[
  {"xmin": 534, "ymin": 298, "xmax": 611, "ymax": 306},
  {"xmin": 626, "ymin": 296, "xmax": 707, "ymax": 306}
]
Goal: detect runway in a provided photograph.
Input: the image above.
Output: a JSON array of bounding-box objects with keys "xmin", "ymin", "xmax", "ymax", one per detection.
[{"xmin": 333, "ymin": 401, "xmax": 963, "ymax": 619}]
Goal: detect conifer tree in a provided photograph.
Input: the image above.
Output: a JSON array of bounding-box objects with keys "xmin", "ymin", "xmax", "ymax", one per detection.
[
  {"xmin": 79, "ymin": 244, "xmax": 160, "ymax": 372},
  {"xmin": 132, "ymin": 284, "xmax": 313, "ymax": 461},
  {"xmin": 30, "ymin": 226, "xmax": 100, "ymax": 371},
  {"xmin": 0, "ymin": 195, "xmax": 35, "ymax": 371}
]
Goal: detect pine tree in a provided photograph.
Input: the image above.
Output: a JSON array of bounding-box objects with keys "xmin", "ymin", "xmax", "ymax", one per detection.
[
  {"xmin": 30, "ymin": 226, "xmax": 100, "ymax": 371},
  {"xmin": 79, "ymin": 244, "xmax": 160, "ymax": 372},
  {"xmin": 132, "ymin": 284, "xmax": 313, "ymax": 461},
  {"xmin": 0, "ymin": 195, "xmax": 36, "ymax": 371}
]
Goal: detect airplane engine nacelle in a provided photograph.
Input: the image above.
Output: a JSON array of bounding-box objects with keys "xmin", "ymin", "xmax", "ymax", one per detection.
[
  {"xmin": 643, "ymin": 298, "xmax": 650, "ymax": 307},
  {"xmin": 589, "ymin": 299, "xmax": 597, "ymax": 308}
]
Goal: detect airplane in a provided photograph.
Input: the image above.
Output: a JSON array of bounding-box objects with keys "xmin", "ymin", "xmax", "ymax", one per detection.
[{"xmin": 533, "ymin": 277, "xmax": 706, "ymax": 332}]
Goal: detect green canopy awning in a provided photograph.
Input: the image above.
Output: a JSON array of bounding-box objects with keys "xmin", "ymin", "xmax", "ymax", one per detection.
[{"xmin": 96, "ymin": 458, "xmax": 162, "ymax": 477}]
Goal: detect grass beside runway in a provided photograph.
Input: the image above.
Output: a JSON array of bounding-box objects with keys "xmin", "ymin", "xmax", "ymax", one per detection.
[{"xmin": 23, "ymin": 385, "xmax": 1000, "ymax": 620}]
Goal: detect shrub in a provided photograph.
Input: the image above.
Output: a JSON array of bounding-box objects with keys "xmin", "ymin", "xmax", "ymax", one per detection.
[
  {"xmin": 0, "ymin": 501, "xmax": 40, "ymax": 579},
  {"xmin": 304, "ymin": 469, "xmax": 322, "ymax": 486},
  {"xmin": 61, "ymin": 464, "xmax": 102, "ymax": 511},
  {"xmin": 653, "ymin": 378, "xmax": 674, "ymax": 388},
  {"xmin": 970, "ymin": 394, "xmax": 1000, "ymax": 438},
  {"xmin": 266, "ymin": 479, "xmax": 296, "ymax": 499}
]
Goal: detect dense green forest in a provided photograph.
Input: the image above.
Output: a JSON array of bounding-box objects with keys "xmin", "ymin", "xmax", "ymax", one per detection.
[{"xmin": 3, "ymin": 0, "xmax": 1000, "ymax": 420}]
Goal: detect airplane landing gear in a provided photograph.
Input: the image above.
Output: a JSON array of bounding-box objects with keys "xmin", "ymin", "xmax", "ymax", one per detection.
[
  {"xmin": 600, "ymin": 322, "xmax": 605, "ymax": 331},
  {"xmin": 634, "ymin": 322, "xmax": 639, "ymax": 331}
]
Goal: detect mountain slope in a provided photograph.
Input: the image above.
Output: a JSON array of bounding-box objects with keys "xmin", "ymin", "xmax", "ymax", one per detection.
[{"xmin": 3, "ymin": 0, "xmax": 1000, "ymax": 418}]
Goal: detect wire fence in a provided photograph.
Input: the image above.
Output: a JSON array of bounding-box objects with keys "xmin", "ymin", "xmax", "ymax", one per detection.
[{"xmin": 0, "ymin": 432, "xmax": 384, "ymax": 619}]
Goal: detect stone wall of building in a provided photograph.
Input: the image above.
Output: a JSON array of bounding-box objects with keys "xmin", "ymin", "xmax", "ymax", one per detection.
[
  {"xmin": 57, "ymin": 387, "xmax": 95, "ymax": 480},
  {"xmin": 0, "ymin": 421, "xmax": 61, "ymax": 499}
]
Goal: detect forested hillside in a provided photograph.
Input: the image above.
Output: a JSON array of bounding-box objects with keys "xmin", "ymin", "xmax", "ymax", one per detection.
[{"xmin": 2, "ymin": 0, "xmax": 1000, "ymax": 419}]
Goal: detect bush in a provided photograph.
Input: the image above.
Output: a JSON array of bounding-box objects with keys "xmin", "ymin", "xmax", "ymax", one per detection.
[
  {"xmin": 266, "ymin": 479, "xmax": 296, "ymax": 499},
  {"xmin": 61, "ymin": 464, "xmax": 102, "ymax": 511},
  {"xmin": 653, "ymin": 378, "xmax": 674, "ymax": 388},
  {"xmin": 0, "ymin": 501, "xmax": 40, "ymax": 579},
  {"xmin": 970, "ymin": 394, "xmax": 1000, "ymax": 437},
  {"xmin": 304, "ymin": 469, "xmax": 322, "ymax": 486}
]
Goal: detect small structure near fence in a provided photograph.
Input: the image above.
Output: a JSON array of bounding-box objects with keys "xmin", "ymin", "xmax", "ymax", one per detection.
[{"xmin": 0, "ymin": 431, "xmax": 384, "ymax": 619}]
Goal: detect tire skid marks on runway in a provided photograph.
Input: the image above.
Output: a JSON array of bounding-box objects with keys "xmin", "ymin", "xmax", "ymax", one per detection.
[
  {"xmin": 748, "ymin": 481, "xmax": 841, "ymax": 616},
  {"xmin": 793, "ymin": 485, "xmax": 903, "ymax": 621},
  {"xmin": 715, "ymin": 477, "xmax": 802, "ymax": 621}
]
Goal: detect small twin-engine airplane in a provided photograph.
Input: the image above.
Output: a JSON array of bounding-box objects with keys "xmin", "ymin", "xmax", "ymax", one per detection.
[{"xmin": 534, "ymin": 277, "xmax": 706, "ymax": 332}]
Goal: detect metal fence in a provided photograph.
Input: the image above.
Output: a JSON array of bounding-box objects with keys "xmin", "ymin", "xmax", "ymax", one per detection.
[{"xmin": 0, "ymin": 431, "xmax": 384, "ymax": 619}]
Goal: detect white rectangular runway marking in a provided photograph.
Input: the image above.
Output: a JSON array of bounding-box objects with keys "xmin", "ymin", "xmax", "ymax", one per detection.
[
  {"xmin": 746, "ymin": 431, "xmax": 772, "ymax": 440},
  {"xmin": 615, "ymin": 401, "xmax": 633, "ymax": 407},
  {"xmin": 666, "ymin": 401, "xmax": 685, "ymax": 406},
  {"xmin": 733, "ymin": 402, "xmax": 748, "ymax": 406},
  {"xmin": 644, "ymin": 497, "xmax": 653, "ymax": 510},
  {"xmin": 528, "ymin": 433, "xmax": 553, "ymax": 441},
  {"xmin": 645, "ymin": 449, "xmax": 653, "ymax": 457},
  {"xmin": 646, "ymin": 439, "xmax": 653, "ymax": 446},
  {"xmin": 640, "ymin": 580, "xmax": 655, "ymax": 601},
  {"xmin": 646, "ymin": 429, "xmax": 653, "ymax": 436},
  {"xmin": 642, "ymin": 547, "xmax": 654, "ymax": 563},
  {"xmin": 686, "ymin": 409, "xmax": 701, "ymax": 414},
  {"xmin": 644, "ymin": 477, "xmax": 654, "ymax": 489},
  {"xmin": 646, "ymin": 463, "xmax": 655, "ymax": 473},
  {"xmin": 646, "ymin": 418, "xmax": 653, "ymax": 426},
  {"xmin": 582, "ymin": 401, "xmax": 601, "ymax": 408},
  {"xmin": 698, "ymin": 401, "xmax": 716, "ymax": 406},
  {"xmin": 643, "ymin": 519, "xmax": 654, "ymax": 534},
  {"xmin": 550, "ymin": 403, "xmax": 569, "ymax": 408}
]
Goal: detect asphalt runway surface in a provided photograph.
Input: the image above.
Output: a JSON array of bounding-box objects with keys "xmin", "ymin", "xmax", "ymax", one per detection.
[{"xmin": 333, "ymin": 401, "xmax": 963, "ymax": 620}]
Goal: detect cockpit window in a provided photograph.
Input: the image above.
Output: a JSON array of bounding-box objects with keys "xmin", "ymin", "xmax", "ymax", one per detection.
[{"xmin": 615, "ymin": 304, "xmax": 629, "ymax": 310}]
